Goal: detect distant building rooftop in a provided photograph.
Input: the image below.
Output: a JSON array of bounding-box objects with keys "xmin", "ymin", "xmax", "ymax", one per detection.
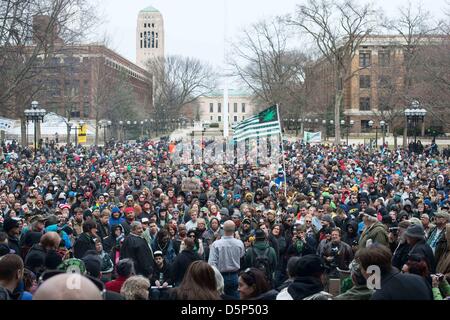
[
  {"xmin": 205, "ymin": 89, "xmax": 253, "ymax": 98},
  {"xmin": 140, "ymin": 6, "xmax": 159, "ymax": 13}
]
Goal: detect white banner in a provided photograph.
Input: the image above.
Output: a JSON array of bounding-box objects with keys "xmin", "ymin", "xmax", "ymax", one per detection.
[{"xmin": 304, "ymin": 131, "xmax": 322, "ymax": 143}]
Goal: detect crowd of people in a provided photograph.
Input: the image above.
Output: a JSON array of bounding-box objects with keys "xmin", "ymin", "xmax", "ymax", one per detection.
[{"xmin": 0, "ymin": 137, "xmax": 449, "ymax": 300}]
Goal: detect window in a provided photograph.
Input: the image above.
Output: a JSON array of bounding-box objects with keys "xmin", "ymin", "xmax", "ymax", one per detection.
[
  {"xmin": 156, "ymin": 33, "xmax": 158, "ymax": 49},
  {"xmin": 234, "ymin": 116, "xmax": 238, "ymax": 122},
  {"xmin": 144, "ymin": 23, "xmax": 146, "ymax": 28},
  {"xmin": 379, "ymin": 75, "xmax": 391, "ymax": 88},
  {"xmin": 144, "ymin": 31, "xmax": 147, "ymax": 48},
  {"xmin": 210, "ymin": 116, "xmax": 213, "ymax": 121},
  {"xmin": 64, "ymin": 80, "xmax": 79, "ymax": 97},
  {"xmin": 233, "ymin": 103, "xmax": 238, "ymax": 113},
  {"xmin": 151, "ymin": 31, "xmax": 155, "ymax": 48},
  {"xmin": 218, "ymin": 103, "xmax": 221, "ymax": 113},
  {"xmin": 209, "ymin": 103, "xmax": 214, "ymax": 113},
  {"xmin": 140, "ymin": 40, "xmax": 143, "ymax": 48},
  {"xmin": 70, "ymin": 105, "xmax": 80, "ymax": 118},
  {"xmin": 48, "ymin": 80, "xmax": 61, "ymax": 97},
  {"xmin": 359, "ymin": 75, "xmax": 371, "ymax": 89},
  {"xmin": 379, "ymin": 50, "xmax": 390, "ymax": 67},
  {"xmin": 83, "ymin": 102, "xmax": 90, "ymax": 118},
  {"xmin": 241, "ymin": 103, "xmax": 246, "ymax": 113},
  {"xmin": 218, "ymin": 116, "xmax": 222, "ymax": 122},
  {"xmin": 359, "ymin": 97, "xmax": 371, "ymax": 111},
  {"xmin": 83, "ymin": 80, "xmax": 89, "ymax": 96},
  {"xmin": 242, "ymin": 116, "xmax": 245, "ymax": 120},
  {"xmin": 361, "ymin": 120, "xmax": 371, "ymax": 133},
  {"xmin": 152, "ymin": 23, "xmax": 155, "ymax": 27},
  {"xmin": 359, "ymin": 51, "xmax": 371, "ymax": 67}
]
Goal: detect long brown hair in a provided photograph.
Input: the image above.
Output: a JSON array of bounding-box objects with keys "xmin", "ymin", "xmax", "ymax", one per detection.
[{"xmin": 173, "ymin": 261, "xmax": 221, "ymax": 300}]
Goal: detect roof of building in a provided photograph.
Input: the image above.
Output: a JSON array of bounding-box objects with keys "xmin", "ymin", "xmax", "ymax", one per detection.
[
  {"xmin": 206, "ymin": 89, "xmax": 253, "ymax": 98},
  {"xmin": 140, "ymin": 6, "xmax": 160, "ymax": 13}
]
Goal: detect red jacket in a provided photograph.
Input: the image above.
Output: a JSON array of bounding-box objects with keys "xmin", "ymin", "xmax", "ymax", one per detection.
[{"xmin": 105, "ymin": 276, "xmax": 128, "ymax": 293}]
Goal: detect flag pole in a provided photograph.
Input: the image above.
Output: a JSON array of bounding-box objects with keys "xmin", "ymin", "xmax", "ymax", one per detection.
[{"xmin": 276, "ymin": 104, "xmax": 287, "ymax": 199}]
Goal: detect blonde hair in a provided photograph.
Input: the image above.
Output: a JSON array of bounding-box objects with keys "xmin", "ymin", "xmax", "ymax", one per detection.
[{"xmin": 120, "ymin": 276, "xmax": 150, "ymax": 300}]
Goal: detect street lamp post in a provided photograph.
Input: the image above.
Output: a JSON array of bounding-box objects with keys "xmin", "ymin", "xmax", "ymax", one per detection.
[
  {"xmin": 380, "ymin": 120, "xmax": 387, "ymax": 147},
  {"xmin": 404, "ymin": 101, "xmax": 427, "ymax": 144},
  {"xmin": 126, "ymin": 121, "xmax": 131, "ymax": 141},
  {"xmin": 341, "ymin": 119, "xmax": 354, "ymax": 145},
  {"xmin": 119, "ymin": 121, "xmax": 123, "ymax": 141},
  {"xmin": 24, "ymin": 101, "xmax": 46, "ymax": 159},
  {"xmin": 322, "ymin": 120, "xmax": 327, "ymax": 140}
]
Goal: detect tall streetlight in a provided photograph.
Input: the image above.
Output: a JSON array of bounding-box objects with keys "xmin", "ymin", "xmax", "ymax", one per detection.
[
  {"xmin": 368, "ymin": 120, "xmax": 386, "ymax": 148},
  {"xmin": 380, "ymin": 120, "xmax": 387, "ymax": 147},
  {"xmin": 24, "ymin": 101, "xmax": 46, "ymax": 159},
  {"xmin": 341, "ymin": 119, "xmax": 354, "ymax": 145},
  {"xmin": 126, "ymin": 121, "xmax": 131, "ymax": 141},
  {"xmin": 99, "ymin": 120, "xmax": 111, "ymax": 145},
  {"xmin": 404, "ymin": 101, "xmax": 427, "ymax": 144},
  {"xmin": 322, "ymin": 120, "xmax": 327, "ymax": 140},
  {"xmin": 119, "ymin": 121, "xmax": 124, "ymax": 141}
]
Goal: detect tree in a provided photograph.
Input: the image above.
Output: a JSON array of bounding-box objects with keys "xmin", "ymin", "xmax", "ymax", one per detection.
[
  {"xmin": 146, "ymin": 55, "xmax": 217, "ymax": 134},
  {"xmin": 0, "ymin": 0, "xmax": 97, "ymax": 145},
  {"xmin": 229, "ymin": 17, "xmax": 311, "ymax": 134},
  {"xmin": 287, "ymin": 0, "xmax": 378, "ymax": 144},
  {"xmin": 92, "ymin": 66, "xmax": 142, "ymax": 143},
  {"xmin": 382, "ymin": 1, "xmax": 439, "ymax": 145}
]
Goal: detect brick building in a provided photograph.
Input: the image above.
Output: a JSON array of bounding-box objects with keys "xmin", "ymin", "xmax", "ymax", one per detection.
[
  {"xmin": 35, "ymin": 44, "xmax": 152, "ymax": 119},
  {"xmin": 306, "ymin": 35, "xmax": 450, "ymax": 135}
]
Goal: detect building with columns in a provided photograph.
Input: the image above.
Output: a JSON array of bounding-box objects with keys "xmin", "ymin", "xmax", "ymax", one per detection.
[
  {"xmin": 197, "ymin": 89, "xmax": 257, "ymax": 125},
  {"xmin": 136, "ymin": 6, "xmax": 165, "ymax": 69}
]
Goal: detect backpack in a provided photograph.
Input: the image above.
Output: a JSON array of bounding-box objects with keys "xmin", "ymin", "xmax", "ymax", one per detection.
[{"xmin": 251, "ymin": 247, "xmax": 272, "ymax": 281}]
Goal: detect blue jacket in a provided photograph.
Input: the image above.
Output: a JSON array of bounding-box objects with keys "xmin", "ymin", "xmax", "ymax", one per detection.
[
  {"xmin": 109, "ymin": 217, "xmax": 125, "ymax": 229},
  {"xmin": 45, "ymin": 224, "xmax": 72, "ymax": 249}
]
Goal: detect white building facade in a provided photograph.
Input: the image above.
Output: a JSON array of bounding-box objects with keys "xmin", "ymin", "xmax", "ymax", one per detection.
[{"xmin": 198, "ymin": 90, "xmax": 256, "ymax": 125}]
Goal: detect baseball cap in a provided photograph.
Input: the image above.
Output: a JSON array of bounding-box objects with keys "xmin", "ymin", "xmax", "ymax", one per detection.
[
  {"xmin": 293, "ymin": 254, "xmax": 325, "ymax": 277},
  {"xmin": 363, "ymin": 207, "xmax": 377, "ymax": 218},
  {"xmin": 141, "ymin": 218, "xmax": 149, "ymax": 224},
  {"xmin": 154, "ymin": 250, "xmax": 163, "ymax": 257},
  {"xmin": 68, "ymin": 191, "xmax": 76, "ymax": 198},
  {"xmin": 2, "ymin": 218, "xmax": 20, "ymax": 232},
  {"xmin": 126, "ymin": 195, "xmax": 134, "ymax": 201}
]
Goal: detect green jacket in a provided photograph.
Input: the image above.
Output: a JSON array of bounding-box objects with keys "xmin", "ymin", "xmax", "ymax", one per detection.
[
  {"xmin": 433, "ymin": 279, "xmax": 450, "ymax": 300},
  {"xmin": 243, "ymin": 240, "xmax": 278, "ymax": 275},
  {"xmin": 334, "ymin": 285, "xmax": 374, "ymax": 300},
  {"xmin": 359, "ymin": 222, "xmax": 389, "ymax": 249}
]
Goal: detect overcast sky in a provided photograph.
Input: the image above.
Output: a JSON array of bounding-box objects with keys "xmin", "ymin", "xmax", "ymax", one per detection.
[{"xmin": 95, "ymin": 0, "xmax": 448, "ymax": 69}]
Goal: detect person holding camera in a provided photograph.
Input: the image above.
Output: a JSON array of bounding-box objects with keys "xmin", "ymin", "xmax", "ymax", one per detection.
[
  {"xmin": 287, "ymin": 224, "xmax": 316, "ymax": 258},
  {"xmin": 321, "ymin": 228, "xmax": 353, "ymax": 279},
  {"xmin": 431, "ymin": 273, "xmax": 450, "ymax": 300}
]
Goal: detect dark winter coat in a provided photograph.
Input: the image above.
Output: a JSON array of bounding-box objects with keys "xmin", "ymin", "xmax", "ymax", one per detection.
[
  {"xmin": 391, "ymin": 241, "xmax": 411, "ymax": 270},
  {"xmin": 171, "ymin": 249, "xmax": 201, "ymax": 285},
  {"xmin": 120, "ymin": 233, "xmax": 154, "ymax": 277},
  {"xmin": 73, "ymin": 233, "xmax": 96, "ymax": 259},
  {"xmin": 370, "ymin": 269, "xmax": 433, "ymax": 300},
  {"xmin": 408, "ymin": 239, "xmax": 436, "ymax": 273}
]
